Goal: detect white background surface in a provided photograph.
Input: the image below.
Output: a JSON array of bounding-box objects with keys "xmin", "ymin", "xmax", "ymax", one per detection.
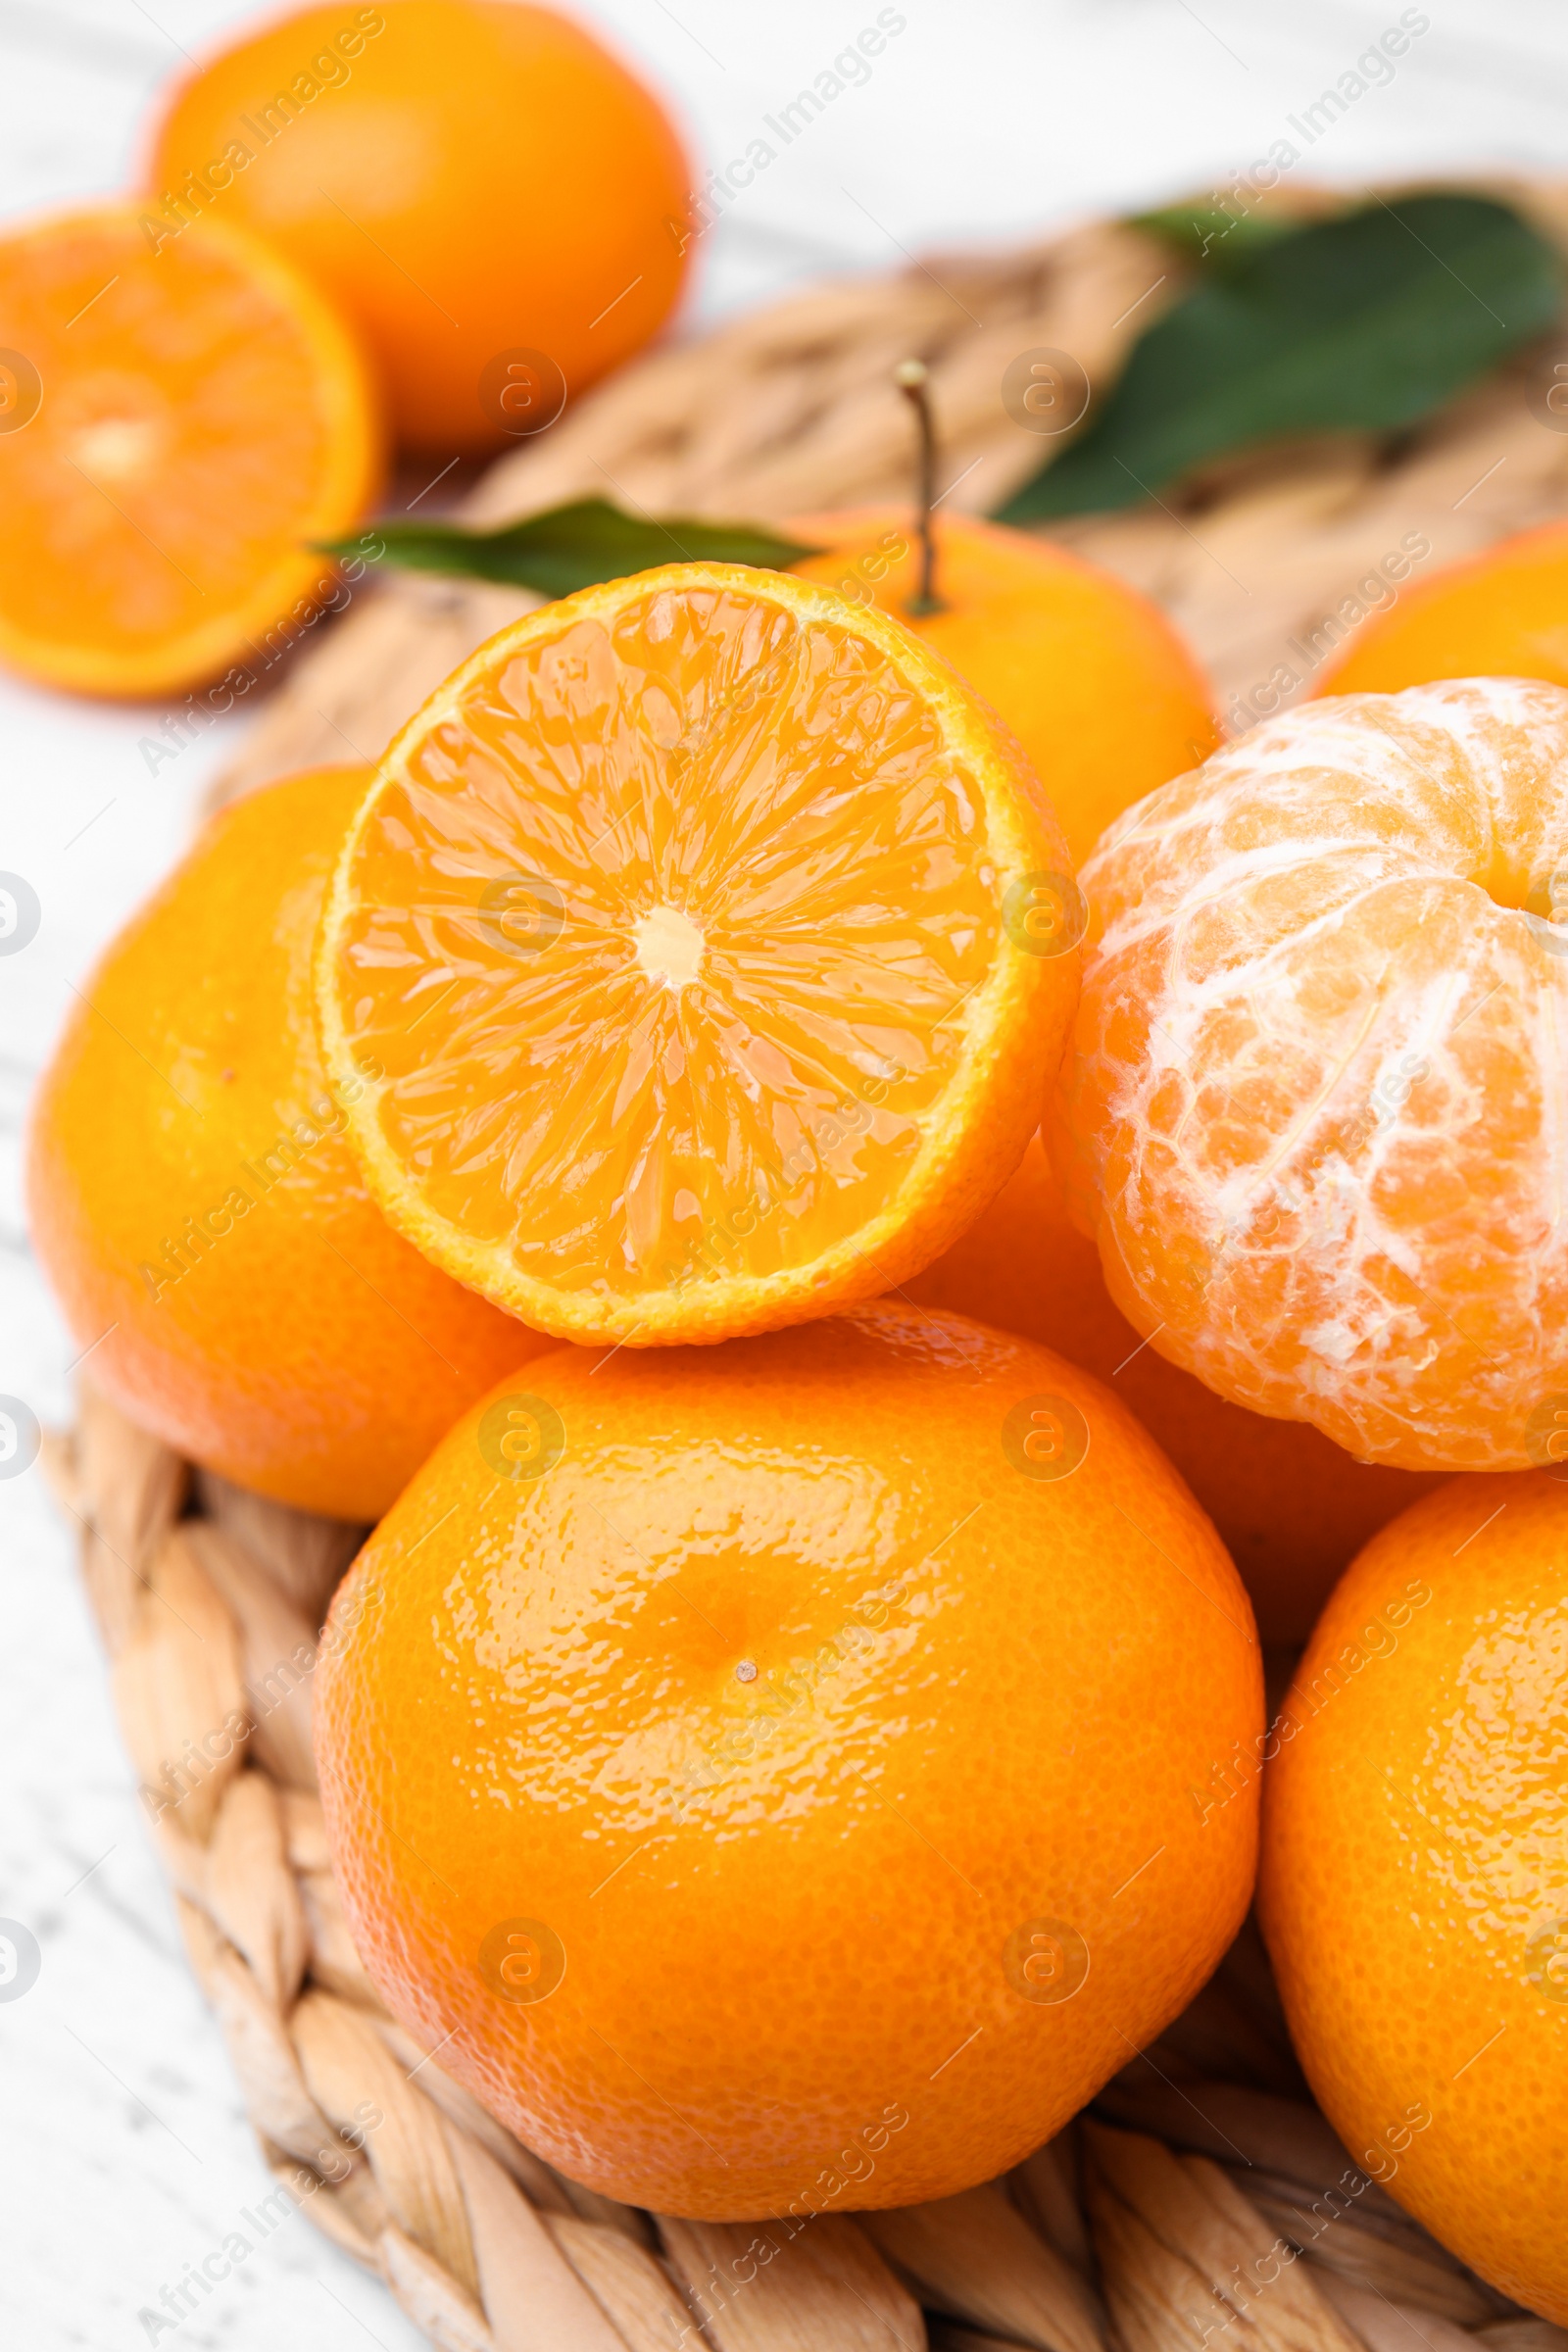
[{"xmin": 5, "ymin": 3, "xmax": 1568, "ymax": 2343}]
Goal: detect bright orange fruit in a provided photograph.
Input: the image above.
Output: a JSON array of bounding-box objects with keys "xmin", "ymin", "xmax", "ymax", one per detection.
[
  {"xmin": 0, "ymin": 204, "xmax": 379, "ymax": 697},
  {"xmin": 1054, "ymin": 677, "xmax": 1568, "ymax": 1473},
  {"xmin": 793, "ymin": 506, "xmax": 1220, "ymax": 870},
  {"xmin": 147, "ymin": 1, "xmax": 691, "ymax": 451},
  {"xmin": 27, "ymin": 767, "xmax": 547, "ymax": 1521},
  {"xmin": 1317, "ymin": 518, "xmax": 1568, "ymax": 697},
  {"xmin": 316, "ymin": 563, "xmax": 1079, "ymax": 1347},
  {"xmin": 905, "ymin": 1137, "xmax": 1441, "ymax": 1642},
  {"xmin": 316, "ymin": 1300, "xmax": 1262, "ymax": 2219},
  {"xmin": 1261, "ymin": 1473, "xmax": 1568, "ymax": 2324}
]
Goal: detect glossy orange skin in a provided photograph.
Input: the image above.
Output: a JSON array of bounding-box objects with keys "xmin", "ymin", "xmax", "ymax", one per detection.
[
  {"xmin": 905, "ymin": 1139, "xmax": 1442, "ymax": 1642},
  {"xmin": 27, "ymin": 768, "xmax": 548, "ymax": 1520},
  {"xmin": 792, "ymin": 508, "xmax": 1220, "ymax": 869},
  {"xmin": 1317, "ymin": 520, "xmax": 1568, "ymax": 696},
  {"xmin": 316, "ymin": 1300, "xmax": 1261, "ymax": 2218},
  {"xmin": 148, "ymin": 2, "xmax": 692, "ymax": 451},
  {"xmin": 1260, "ymin": 1475, "xmax": 1568, "ymax": 2323}
]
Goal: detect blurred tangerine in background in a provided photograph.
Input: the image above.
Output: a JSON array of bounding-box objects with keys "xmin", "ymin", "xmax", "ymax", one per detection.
[
  {"xmin": 146, "ymin": 0, "xmax": 693, "ymax": 451},
  {"xmin": 1317, "ymin": 518, "xmax": 1568, "ymax": 695}
]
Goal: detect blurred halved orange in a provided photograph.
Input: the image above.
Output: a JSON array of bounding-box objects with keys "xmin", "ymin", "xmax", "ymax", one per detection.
[{"xmin": 0, "ymin": 203, "xmax": 379, "ymax": 697}]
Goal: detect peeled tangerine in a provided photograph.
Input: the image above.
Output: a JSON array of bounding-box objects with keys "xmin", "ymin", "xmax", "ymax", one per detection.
[
  {"xmin": 1055, "ymin": 678, "xmax": 1568, "ymax": 1473},
  {"xmin": 316, "ymin": 1303, "xmax": 1261, "ymax": 2219}
]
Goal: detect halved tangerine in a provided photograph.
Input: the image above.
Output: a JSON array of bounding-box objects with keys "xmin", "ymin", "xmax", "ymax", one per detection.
[
  {"xmin": 0, "ymin": 203, "xmax": 380, "ymax": 697},
  {"xmin": 316, "ymin": 564, "xmax": 1078, "ymax": 1345}
]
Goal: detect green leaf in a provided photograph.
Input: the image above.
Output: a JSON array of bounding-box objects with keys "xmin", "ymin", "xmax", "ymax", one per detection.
[
  {"xmin": 1129, "ymin": 196, "xmax": 1300, "ymax": 276},
  {"xmin": 999, "ymin": 194, "xmax": 1565, "ymax": 523},
  {"xmin": 318, "ymin": 498, "xmax": 823, "ymax": 600}
]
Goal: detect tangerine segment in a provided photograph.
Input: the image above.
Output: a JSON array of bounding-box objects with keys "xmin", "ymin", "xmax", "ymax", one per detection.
[
  {"xmin": 0, "ymin": 205, "xmax": 379, "ymax": 697},
  {"xmin": 318, "ymin": 564, "xmax": 1077, "ymax": 1346},
  {"xmin": 316, "ymin": 1301, "xmax": 1261, "ymax": 2219},
  {"xmin": 1054, "ymin": 679, "xmax": 1568, "ymax": 1474}
]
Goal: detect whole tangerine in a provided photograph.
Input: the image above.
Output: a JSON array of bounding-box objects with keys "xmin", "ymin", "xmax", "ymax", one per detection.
[
  {"xmin": 146, "ymin": 1, "xmax": 692, "ymax": 451},
  {"xmin": 315, "ymin": 1300, "xmax": 1261, "ymax": 2218},
  {"xmin": 1260, "ymin": 1472, "xmax": 1568, "ymax": 2323},
  {"xmin": 792, "ymin": 506, "xmax": 1219, "ymax": 871},
  {"xmin": 1054, "ymin": 677, "xmax": 1568, "ymax": 1473},
  {"xmin": 1316, "ymin": 518, "xmax": 1568, "ymax": 698},
  {"xmin": 27, "ymin": 767, "xmax": 547, "ymax": 1520},
  {"xmin": 904, "ymin": 1137, "xmax": 1441, "ymax": 1642}
]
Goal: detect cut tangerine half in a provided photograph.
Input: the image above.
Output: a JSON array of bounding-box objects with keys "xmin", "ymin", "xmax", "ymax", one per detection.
[
  {"xmin": 317, "ymin": 564, "xmax": 1078, "ymax": 1345},
  {"xmin": 0, "ymin": 204, "xmax": 380, "ymax": 697}
]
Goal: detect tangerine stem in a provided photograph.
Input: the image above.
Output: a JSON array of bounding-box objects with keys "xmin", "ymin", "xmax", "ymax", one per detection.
[{"xmin": 896, "ymin": 358, "xmax": 946, "ymax": 615}]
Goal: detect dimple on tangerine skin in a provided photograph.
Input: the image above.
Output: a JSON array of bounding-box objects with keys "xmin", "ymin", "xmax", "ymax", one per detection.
[
  {"xmin": 1054, "ymin": 678, "xmax": 1568, "ymax": 1473},
  {"xmin": 1260, "ymin": 1473, "xmax": 1568, "ymax": 2323},
  {"xmin": 315, "ymin": 1301, "xmax": 1262, "ymax": 2220}
]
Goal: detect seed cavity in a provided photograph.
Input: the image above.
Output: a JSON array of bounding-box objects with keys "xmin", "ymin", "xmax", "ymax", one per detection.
[
  {"xmin": 71, "ymin": 416, "xmax": 161, "ymax": 482},
  {"xmin": 633, "ymin": 903, "xmax": 705, "ymax": 987}
]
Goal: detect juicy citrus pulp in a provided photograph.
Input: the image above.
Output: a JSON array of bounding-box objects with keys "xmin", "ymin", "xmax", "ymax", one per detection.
[
  {"xmin": 317, "ymin": 564, "xmax": 1078, "ymax": 1344},
  {"xmin": 0, "ymin": 204, "xmax": 379, "ymax": 696}
]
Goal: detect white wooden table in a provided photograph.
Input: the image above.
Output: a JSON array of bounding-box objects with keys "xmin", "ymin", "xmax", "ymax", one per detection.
[{"xmin": 4, "ymin": 3, "xmax": 1567, "ymax": 2342}]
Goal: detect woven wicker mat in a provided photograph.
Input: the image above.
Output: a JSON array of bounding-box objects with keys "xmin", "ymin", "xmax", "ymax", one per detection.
[
  {"xmin": 212, "ymin": 179, "xmax": 1568, "ymax": 807},
  {"xmin": 51, "ymin": 193, "xmax": 1568, "ymax": 2349}
]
